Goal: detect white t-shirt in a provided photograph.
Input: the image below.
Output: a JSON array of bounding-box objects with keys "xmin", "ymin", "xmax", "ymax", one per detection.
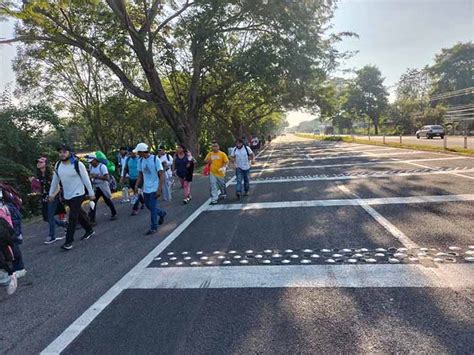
[
  {"xmin": 49, "ymin": 161, "xmax": 94, "ymax": 200},
  {"xmin": 231, "ymin": 146, "xmax": 253, "ymax": 170},
  {"xmin": 90, "ymin": 164, "xmax": 111, "ymax": 197},
  {"xmin": 159, "ymin": 154, "xmax": 174, "ymax": 178}
]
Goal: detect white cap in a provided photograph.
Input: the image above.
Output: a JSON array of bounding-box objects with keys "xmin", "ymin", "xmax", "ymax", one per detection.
[
  {"xmin": 133, "ymin": 143, "xmax": 149, "ymax": 153},
  {"xmin": 87, "ymin": 153, "xmax": 98, "ymax": 162}
]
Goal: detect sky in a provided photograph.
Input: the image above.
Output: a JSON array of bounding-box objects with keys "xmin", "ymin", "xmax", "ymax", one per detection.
[{"xmin": 1, "ymin": 1, "xmax": 473, "ymax": 126}]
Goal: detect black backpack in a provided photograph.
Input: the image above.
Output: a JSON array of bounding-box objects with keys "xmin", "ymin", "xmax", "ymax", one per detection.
[{"xmin": 233, "ymin": 145, "xmax": 250, "ymax": 158}]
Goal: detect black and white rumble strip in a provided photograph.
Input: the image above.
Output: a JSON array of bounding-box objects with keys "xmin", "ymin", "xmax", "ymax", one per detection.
[{"xmin": 149, "ymin": 246, "xmax": 474, "ymax": 268}]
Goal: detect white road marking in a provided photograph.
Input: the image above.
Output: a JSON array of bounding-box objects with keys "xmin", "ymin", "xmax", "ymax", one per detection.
[
  {"xmin": 234, "ymin": 168, "xmax": 474, "ymax": 184},
  {"xmin": 395, "ymin": 158, "xmax": 474, "ymax": 181},
  {"xmin": 129, "ymin": 264, "xmax": 474, "ymax": 289},
  {"xmin": 252, "ymin": 156, "xmax": 470, "ymax": 173},
  {"xmin": 41, "ymin": 145, "xmax": 275, "ymax": 354},
  {"xmin": 207, "ymin": 194, "xmax": 474, "ymax": 211},
  {"xmin": 336, "ymin": 185, "xmax": 419, "ymax": 249}
]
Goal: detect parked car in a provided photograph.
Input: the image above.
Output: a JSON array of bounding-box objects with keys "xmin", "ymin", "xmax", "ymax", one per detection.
[{"xmin": 416, "ymin": 125, "xmax": 445, "ymax": 139}]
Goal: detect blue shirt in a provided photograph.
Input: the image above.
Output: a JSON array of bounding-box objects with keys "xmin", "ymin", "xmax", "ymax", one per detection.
[
  {"xmin": 138, "ymin": 155, "xmax": 163, "ymax": 193},
  {"xmin": 126, "ymin": 156, "xmax": 139, "ymax": 180}
]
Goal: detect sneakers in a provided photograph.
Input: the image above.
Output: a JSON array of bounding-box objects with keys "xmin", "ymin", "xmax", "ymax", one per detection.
[
  {"xmin": 244, "ymin": 191, "xmax": 249, "ymax": 196},
  {"xmin": 219, "ymin": 194, "xmax": 227, "ymax": 200},
  {"xmin": 44, "ymin": 236, "xmax": 64, "ymax": 245},
  {"xmin": 159, "ymin": 212, "xmax": 166, "ymax": 225},
  {"xmin": 131, "ymin": 210, "xmax": 138, "ymax": 216},
  {"xmin": 61, "ymin": 242, "xmax": 73, "ymax": 250},
  {"xmin": 145, "ymin": 229, "xmax": 157, "ymax": 236},
  {"xmin": 110, "ymin": 214, "xmax": 118, "ymax": 221},
  {"xmin": 15, "ymin": 269, "xmax": 27, "ymax": 279},
  {"xmin": 236, "ymin": 193, "xmax": 241, "ymax": 201},
  {"xmin": 81, "ymin": 230, "xmax": 96, "ymax": 241},
  {"xmin": 210, "ymin": 200, "xmax": 218, "ymax": 205},
  {"xmin": 183, "ymin": 198, "xmax": 190, "ymax": 204}
]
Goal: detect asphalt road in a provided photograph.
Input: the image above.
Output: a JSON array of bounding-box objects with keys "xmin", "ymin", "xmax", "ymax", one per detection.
[
  {"xmin": 354, "ymin": 134, "xmax": 473, "ymax": 149},
  {"xmin": 1, "ymin": 134, "xmax": 473, "ymax": 354}
]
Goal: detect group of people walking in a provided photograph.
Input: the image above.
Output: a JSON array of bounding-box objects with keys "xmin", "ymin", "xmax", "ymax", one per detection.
[{"xmin": 1, "ymin": 136, "xmax": 261, "ymax": 295}]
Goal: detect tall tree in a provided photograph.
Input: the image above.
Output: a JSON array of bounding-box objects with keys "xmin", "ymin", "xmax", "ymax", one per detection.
[
  {"xmin": 428, "ymin": 42, "xmax": 473, "ymax": 105},
  {"xmin": 344, "ymin": 65, "xmax": 388, "ymax": 135},
  {"xmin": 1, "ymin": 0, "xmax": 342, "ymax": 155}
]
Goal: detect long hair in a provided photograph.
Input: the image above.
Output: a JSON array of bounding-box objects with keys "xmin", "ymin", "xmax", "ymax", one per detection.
[{"xmin": 0, "ymin": 183, "xmax": 22, "ymax": 210}]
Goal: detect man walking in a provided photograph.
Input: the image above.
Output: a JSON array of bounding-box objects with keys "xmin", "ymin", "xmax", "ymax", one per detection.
[
  {"xmin": 49, "ymin": 145, "xmax": 95, "ymax": 250},
  {"xmin": 117, "ymin": 147, "xmax": 130, "ymax": 203},
  {"xmin": 87, "ymin": 154, "xmax": 117, "ymax": 224},
  {"xmin": 134, "ymin": 143, "xmax": 166, "ymax": 235},
  {"xmin": 230, "ymin": 138, "xmax": 254, "ymax": 200},
  {"xmin": 120, "ymin": 149, "xmax": 144, "ymax": 215},
  {"xmin": 204, "ymin": 142, "xmax": 229, "ymax": 205}
]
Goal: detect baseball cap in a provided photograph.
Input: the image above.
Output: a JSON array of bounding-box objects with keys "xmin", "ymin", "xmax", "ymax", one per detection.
[
  {"xmin": 57, "ymin": 144, "xmax": 72, "ymax": 152},
  {"xmin": 133, "ymin": 143, "xmax": 149, "ymax": 153}
]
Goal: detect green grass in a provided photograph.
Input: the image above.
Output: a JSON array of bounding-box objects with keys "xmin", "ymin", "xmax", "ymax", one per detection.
[{"xmin": 295, "ymin": 133, "xmax": 474, "ymax": 156}]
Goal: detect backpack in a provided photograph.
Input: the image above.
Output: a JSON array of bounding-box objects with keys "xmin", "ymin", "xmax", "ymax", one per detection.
[{"xmin": 0, "ymin": 206, "xmax": 12, "ymax": 227}]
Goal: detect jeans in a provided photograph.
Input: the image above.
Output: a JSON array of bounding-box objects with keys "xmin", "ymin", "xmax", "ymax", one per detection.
[
  {"xmin": 143, "ymin": 192, "xmax": 166, "ymax": 231},
  {"xmin": 235, "ymin": 168, "xmax": 250, "ymax": 194},
  {"xmin": 88, "ymin": 187, "xmax": 117, "ymax": 222},
  {"xmin": 64, "ymin": 195, "xmax": 93, "ymax": 244},
  {"xmin": 47, "ymin": 196, "xmax": 67, "ymax": 238},
  {"xmin": 210, "ymin": 174, "xmax": 226, "ymax": 202}
]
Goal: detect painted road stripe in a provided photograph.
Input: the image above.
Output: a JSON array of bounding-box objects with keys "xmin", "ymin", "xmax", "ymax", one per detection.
[
  {"xmin": 129, "ymin": 264, "xmax": 474, "ymax": 289},
  {"xmin": 233, "ymin": 168, "xmax": 474, "ymax": 184},
  {"xmin": 336, "ymin": 184, "xmax": 419, "ymax": 249},
  {"xmin": 207, "ymin": 194, "xmax": 474, "ymax": 211},
  {"xmin": 252, "ymin": 156, "xmax": 471, "ymax": 172},
  {"xmin": 41, "ymin": 146, "xmax": 273, "ymax": 354}
]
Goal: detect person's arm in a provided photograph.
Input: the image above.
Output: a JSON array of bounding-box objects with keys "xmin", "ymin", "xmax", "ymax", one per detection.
[
  {"xmin": 247, "ymin": 147, "xmax": 255, "ymax": 163},
  {"xmin": 99, "ymin": 165, "xmax": 109, "ymax": 181},
  {"xmin": 135, "ymin": 172, "xmax": 143, "ymax": 192},
  {"xmin": 79, "ymin": 162, "xmax": 95, "ymax": 199},
  {"xmin": 204, "ymin": 153, "xmax": 211, "ymax": 164},
  {"xmin": 156, "ymin": 160, "xmax": 164, "ymax": 197},
  {"xmin": 48, "ymin": 170, "xmax": 60, "ymax": 201}
]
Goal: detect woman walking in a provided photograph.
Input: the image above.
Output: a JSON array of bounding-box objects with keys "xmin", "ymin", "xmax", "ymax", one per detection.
[
  {"xmin": 35, "ymin": 157, "xmax": 67, "ymax": 244},
  {"xmin": 173, "ymin": 144, "xmax": 195, "ymax": 204}
]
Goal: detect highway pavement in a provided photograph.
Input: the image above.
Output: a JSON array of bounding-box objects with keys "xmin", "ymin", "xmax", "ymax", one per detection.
[{"xmin": 1, "ymin": 134, "xmax": 473, "ymax": 354}]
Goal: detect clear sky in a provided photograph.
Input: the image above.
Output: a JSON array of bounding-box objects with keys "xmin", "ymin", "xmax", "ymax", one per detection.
[{"xmin": 1, "ymin": 1, "xmax": 473, "ymax": 126}]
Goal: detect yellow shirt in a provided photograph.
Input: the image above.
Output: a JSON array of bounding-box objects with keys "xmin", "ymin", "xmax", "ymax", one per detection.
[{"xmin": 205, "ymin": 151, "xmax": 229, "ymax": 177}]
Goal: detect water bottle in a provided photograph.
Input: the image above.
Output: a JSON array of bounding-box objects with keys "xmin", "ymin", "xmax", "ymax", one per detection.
[{"xmin": 130, "ymin": 194, "xmax": 139, "ymax": 205}]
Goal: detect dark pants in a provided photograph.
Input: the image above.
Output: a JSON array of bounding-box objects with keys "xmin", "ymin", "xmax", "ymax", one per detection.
[
  {"xmin": 12, "ymin": 243, "xmax": 24, "ymax": 271},
  {"xmin": 64, "ymin": 195, "xmax": 93, "ymax": 244},
  {"xmin": 235, "ymin": 168, "xmax": 250, "ymax": 194},
  {"xmin": 129, "ymin": 179, "xmax": 144, "ymax": 211},
  {"xmin": 143, "ymin": 193, "xmax": 165, "ymax": 231},
  {"xmin": 88, "ymin": 188, "xmax": 117, "ymax": 222}
]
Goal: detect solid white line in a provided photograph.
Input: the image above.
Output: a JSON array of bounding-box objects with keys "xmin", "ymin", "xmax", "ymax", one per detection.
[
  {"xmin": 42, "ymin": 146, "xmax": 274, "ymax": 354},
  {"xmin": 252, "ymin": 157, "xmax": 470, "ymax": 172},
  {"xmin": 305, "ymin": 151, "xmax": 438, "ymax": 161},
  {"xmin": 234, "ymin": 168, "xmax": 474, "ymax": 184},
  {"xmin": 129, "ymin": 264, "xmax": 474, "ymax": 289},
  {"xmin": 336, "ymin": 185, "xmax": 419, "ymax": 249},
  {"xmin": 207, "ymin": 194, "xmax": 474, "ymax": 211}
]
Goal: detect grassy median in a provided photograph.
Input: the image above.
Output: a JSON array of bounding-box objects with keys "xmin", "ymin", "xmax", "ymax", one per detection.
[{"xmin": 294, "ymin": 133, "xmax": 474, "ymax": 156}]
